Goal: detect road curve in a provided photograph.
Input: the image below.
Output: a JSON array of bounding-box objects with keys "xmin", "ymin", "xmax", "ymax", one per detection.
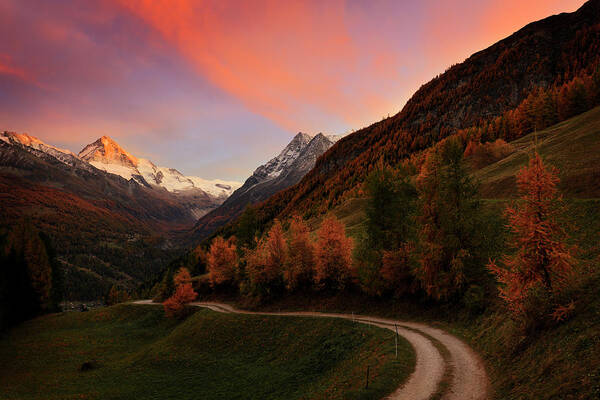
[{"xmin": 133, "ymin": 300, "xmax": 489, "ymax": 400}]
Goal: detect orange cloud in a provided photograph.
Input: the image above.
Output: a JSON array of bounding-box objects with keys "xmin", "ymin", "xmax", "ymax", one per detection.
[
  {"xmin": 0, "ymin": 54, "xmax": 49, "ymax": 90},
  {"xmin": 115, "ymin": 0, "xmax": 403, "ymax": 132},
  {"xmin": 0, "ymin": 56, "xmax": 29, "ymax": 81}
]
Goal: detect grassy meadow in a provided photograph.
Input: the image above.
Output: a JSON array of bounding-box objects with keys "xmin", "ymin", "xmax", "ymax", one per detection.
[{"xmin": 0, "ymin": 304, "xmax": 414, "ymax": 400}]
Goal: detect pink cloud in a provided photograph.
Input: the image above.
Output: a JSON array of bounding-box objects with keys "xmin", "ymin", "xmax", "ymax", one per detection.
[{"xmin": 115, "ymin": 0, "xmax": 407, "ymax": 132}]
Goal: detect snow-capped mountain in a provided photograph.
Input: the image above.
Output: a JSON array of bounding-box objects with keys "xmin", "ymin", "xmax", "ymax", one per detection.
[
  {"xmin": 78, "ymin": 136, "xmax": 240, "ymax": 199},
  {"xmin": 1, "ymin": 131, "xmax": 241, "ymax": 220},
  {"xmin": 1, "ymin": 131, "xmax": 80, "ymax": 166},
  {"xmin": 236, "ymin": 132, "xmax": 313, "ymax": 195},
  {"xmin": 193, "ymin": 132, "xmax": 338, "ymax": 240}
]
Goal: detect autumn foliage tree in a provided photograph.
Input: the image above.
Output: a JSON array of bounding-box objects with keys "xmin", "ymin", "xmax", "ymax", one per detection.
[
  {"xmin": 314, "ymin": 216, "xmax": 354, "ymax": 291},
  {"xmin": 416, "ymin": 138, "xmax": 495, "ymax": 301},
  {"xmin": 106, "ymin": 285, "xmax": 130, "ymax": 306},
  {"xmin": 488, "ymin": 153, "xmax": 576, "ymax": 319},
  {"xmin": 380, "ymin": 243, "xmax": 416, "ymax": 297},
  {"xmin": 464, "ymin": 139, "xmax": 514, "ymax": 169},
  {"xmin": 284, "ymin": 216, "xmax": 315, "ymax": 291},
  {"xmin": 207, "ymin": 236, "xmax": 238, "ymax": 288},
  {"xmin": 245, "ymin": 220, "xmax": 287, "ymax": 297},
  {"xmin": 163, "ymin": 268, "xmax": 197, "ymax": 318}
]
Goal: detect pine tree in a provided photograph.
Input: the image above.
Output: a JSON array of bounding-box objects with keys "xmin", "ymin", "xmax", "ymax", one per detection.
[
  {"xmin": 0, "ymin": 246, "xmax": 38, "ymax": 329},
  {"xmin": 236, "ymin": 206, "xmax": 259, "ymax": 251},
  {"xmin": 355, "ymin": 165, "xmax": 416, "ymax": 296},
  {"xmin": 2, "ymin": 222, "xmax": 56, "ymax": 313},
  {"xmin": 153, "ymin": 268, "xmax": 175, "ymax": 302},
  {"xmin": 416, "ymin": 138, "xmax": 492, "ymax": 301},
  {"xmin": 39, "ymin": 232, "xmax": 63, "ymax": 311}
]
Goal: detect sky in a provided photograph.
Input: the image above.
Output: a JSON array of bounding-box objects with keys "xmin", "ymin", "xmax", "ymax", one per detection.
[{"xmin": 0, "ymin": 0, "xmax": 587, "ymax": 181}]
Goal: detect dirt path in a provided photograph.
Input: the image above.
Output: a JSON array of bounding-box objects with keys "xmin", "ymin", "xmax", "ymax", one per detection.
[{"xmin": 133, "ymin": 300, "xmax": 489, "ymax": 399}]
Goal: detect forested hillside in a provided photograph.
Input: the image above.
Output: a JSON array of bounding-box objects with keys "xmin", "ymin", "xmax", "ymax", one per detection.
[
  {"xmin": 0, "ymin": 141, "xmax": 188, "ymax": 301},
  {"xmin": 215, "ymin": 0, "xmax": 600, "ymax": 236}
]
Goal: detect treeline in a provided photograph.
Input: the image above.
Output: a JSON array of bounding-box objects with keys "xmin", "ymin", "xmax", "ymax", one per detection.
[
  {"xmin": 0, "ymin": 221, "xmax": 63, "ymax": 330},
  {"xmin": 163, "ymin": 137, "xmax": 588, "ymax": 331},
  {"xmin": 197, "ymin": 138, "xmax": 501, "ymax": 307}
]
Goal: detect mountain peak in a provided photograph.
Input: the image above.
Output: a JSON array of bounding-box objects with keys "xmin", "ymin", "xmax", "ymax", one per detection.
[
  {"xmin": 79, "ymin": 136, "xmax": 138, "ymax": 167},
  {"xmin": 293, "ymin": 132, "xmax": 312, "ymax": 140},
  {"xmin": 76, "ymin": 135, "xmax": 240, "ymax": 199},
  {"xmin": 1, "ymin": 131, "xmax": 77, "ymax": 159}
]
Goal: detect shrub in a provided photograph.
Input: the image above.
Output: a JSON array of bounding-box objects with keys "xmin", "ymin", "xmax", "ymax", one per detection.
[{"xmin": 163, "ymin": 268, "xmax": 197, "ymax": 319}]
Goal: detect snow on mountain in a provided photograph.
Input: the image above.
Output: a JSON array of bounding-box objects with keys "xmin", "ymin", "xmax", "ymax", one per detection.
[
  {"xmin": 237, "ymin": 132, "xmax": 312, "ymax": 194},
  {"xmin": 78, "ymin": 136, "xmax": 241, "ymax": 198},
  {"xmin": 255, "ymin": 132, "xmax": 312, "ymax": 178},
  {"xmin": 192, "ymin": 132, "xmax": 336, "ymax": 240},
  {"xmin": 326, "ymin": 134, "xmax": 345, "ymax": 143},
  {"xmin": 1, "ymin": 131, "xmax": 79, "ymax": 165}
]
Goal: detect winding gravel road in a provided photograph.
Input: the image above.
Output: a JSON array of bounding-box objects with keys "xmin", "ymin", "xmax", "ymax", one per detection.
[{"xmin": 134, "ymin": 300, "xmax": 489, "ymax": 399}]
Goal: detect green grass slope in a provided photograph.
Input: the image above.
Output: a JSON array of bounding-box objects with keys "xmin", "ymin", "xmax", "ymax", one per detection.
[
  {"xmin": 475, "ymin": 106, "xmax": 600, "ymax": 199},
  {"xmin": 453, "ymin": 271, "xmax": 600, "ymax": 400},
  {"xmin": 0, "ymin": 304, "xmax": 414, "ymax": 400}
]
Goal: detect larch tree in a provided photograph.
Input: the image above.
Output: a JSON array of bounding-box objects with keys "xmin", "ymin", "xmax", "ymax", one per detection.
[
  {"xmin": 163, "ymin": 268, "xmax": 197, "ymax": 318},
  {"xmin": 106, "ymin": 285, "xmax": 130, "ymax": 306},
  {"xmin": 245, "ymin": 220, "xmax": 286, "ymax": 296},
  {"xmin": 207, "ymin": 236, "xmax": 238, "ymax": 287},
  {"xmin": 380, "ymin": 243, "xmax": 416, "ymax": 297},
  {"xmin": 284, "ymin": 215, "xmax": 315, "ymax": 291},
  {"xmin": 415, "ymin": 138, "xmax": 494, "ymax": 301},
  {"xmin": 488, "ymin": 152, "xmax": 576, "ymax": 316},
  {"xmin": 314, "ymin": 216, "xmax": 354, "ymax": 291},
  {"xmin": 266, "ymin": 220, "xmax": 287, "ymax": 275}
]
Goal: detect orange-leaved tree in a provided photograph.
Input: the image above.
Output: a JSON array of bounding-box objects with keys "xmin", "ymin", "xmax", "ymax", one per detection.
[
  {"xmin": 106, "ymin": 285, "xmax": 130, "ymax": 306},
  {"xmin": 163, "ymin": 268, "xmax": 197, "ymax": 318},
  {"xmin": 314, "ymin": 216, "xmax": 354, "ymax": 290},
  {"xmin": 415, "ymin": 138, "xmax": 491, "ymax": 301},
  {"xmin": 245, "ymin": 220, "xmax": 286, "ymax": 296},
  {"xmin": 207, "ymin": 236, "xmax": 238, "ymax": 287},
  {"xmin": 380, "ymin": 243, "xmax": 415, "ymax": 297},
  {"xmin": 284, "ymin": 215, "xmax": 315, "ymax": 291},
  {"xmin": 266, "ymin": 219, "xmax": 287, "ymax": 274},
  {"xmin": 488, "ymin": 152, "xmax": 576, "ymax": 316}
]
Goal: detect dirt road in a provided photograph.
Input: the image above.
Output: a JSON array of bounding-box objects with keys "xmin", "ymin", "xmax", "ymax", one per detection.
[{"xmin": 133, "ymin": 300, "xmax": 489, "ymax": 399}]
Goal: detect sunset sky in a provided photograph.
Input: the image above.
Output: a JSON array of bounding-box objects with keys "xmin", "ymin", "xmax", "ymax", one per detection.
[{"xmin": 0, "ymin": 0, "xmax": 586, "ymax": 181}]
